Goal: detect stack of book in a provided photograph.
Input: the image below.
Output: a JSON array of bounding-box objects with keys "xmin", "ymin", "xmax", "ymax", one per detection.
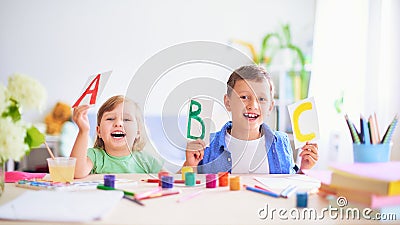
[{"xmin": 317, "ymin": 162, "xmax": 400, "ymax": 219}]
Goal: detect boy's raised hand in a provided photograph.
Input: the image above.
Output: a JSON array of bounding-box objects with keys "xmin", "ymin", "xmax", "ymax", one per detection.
[
  {"xmin": 299, "ymin": 142, "xmax": 319, "ymax": 170},
  {"xmin": 185, "ymin": 139, "xmax": 205, "ymax": 166},
  {"xmin": 72, "ymin": 105, "xmax": 90, "ymax": 132}
]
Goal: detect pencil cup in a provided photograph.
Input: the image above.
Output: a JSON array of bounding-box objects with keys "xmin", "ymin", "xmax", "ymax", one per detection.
[{"xmin": 353, "ymin": 144, "xmax": 391, "ymax": 163}]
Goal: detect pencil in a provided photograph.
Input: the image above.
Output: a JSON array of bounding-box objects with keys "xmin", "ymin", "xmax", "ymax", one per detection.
[
  {"xmin": 361, "ymin": 115, "xmax": 370, "ymax": 144},
  {"xmin": 177, "ymin": 190, "xmax": 204, "ymax": 203},
  {"xmin": 142, "ymin": 179, "xmax": 201, "ymax": 184},
  {"xmin": 374, "ymin": 112, "xmax": 381, "ymax": 141},
  {"xmin": 382, "ymin": 115, "xmax": 398, "ymax": 144},
  {"xmin": 279, "ymin": 184, "xmax": 297, "ymax": 198},
  {"xmin": 243, "ymin": 185, "xmax": 280, "ymax": 198},
  {"xmin": 368, "ymin": 115, "xmax": 378, "ymax": 144},
  {"xmin": 123, "ymin": 195, "xmax": 145, "ymax": 206},
  {"xmin": 97, "ymin": 184, "xmax": 135, "ymax": 197},
  {"xmin": 344, "ymin": 114, "xmax": 361, "ymax": 144},
  {"xmin": 136, "ymin": 190, "xmax": 181, "ymax": 200}
]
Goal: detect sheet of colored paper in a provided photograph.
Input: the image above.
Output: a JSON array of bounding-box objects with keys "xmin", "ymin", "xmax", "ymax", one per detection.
[
  {"xmin": 287, "ymin": 97, "xmax": 320, "ymax": 149},
  {"xmin": 72, "ymin": 71, "xmax": 112, "ymax": 108},
  {"xmin": 186, "ymin": 98, "xmax": 214, "ymax": 145}
]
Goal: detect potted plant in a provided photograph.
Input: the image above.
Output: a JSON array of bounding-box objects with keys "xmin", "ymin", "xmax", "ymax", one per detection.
[{"xmin": 232, "ymin": 23, "xmax": 310, "ymax": 100}]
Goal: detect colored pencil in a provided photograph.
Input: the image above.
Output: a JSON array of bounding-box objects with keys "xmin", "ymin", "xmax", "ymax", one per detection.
[
  {"xmin": 382, "ymin": 115, "xmax": 398, "ymax": 144},
  {"xmin": 243, "ymin": 185, "xmax": 280, "ymax": 198},
  {"xmin": 177, "ymin": 190, "xmax": 204, "ymax": 203},
  {"xmin": 280, "ymin": 184, "xmax": 297, "ymax": 198},
  {"xmin": 123, "ymin": 195, "xmax": 145, "ymax": 206},
  {"xmin": 134, "ymin": 187, "xmax": 162, "ymax": 200},
  {"xmin": 374, "ymin": 112, "xmax": 381, "ymax": 141},
  {"xmin": 136, "ymin": 190, "xmax": 181, "ymax": 200},
  {"xmin": 344, "ymin": 114, "xmax": 361, "ymax": 144},
  {"xmin": 142, "ymin": 179, "xmax": 201, "ymax": 184},
  {"xmin": 97, "ymin": 184, "xmax": 135, "ymax": 196}
]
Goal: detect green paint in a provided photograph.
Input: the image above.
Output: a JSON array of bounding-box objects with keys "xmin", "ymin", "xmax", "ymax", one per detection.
[{"xmin": 187, "ymin": 100, "xmax": 205, "ymax": 140}]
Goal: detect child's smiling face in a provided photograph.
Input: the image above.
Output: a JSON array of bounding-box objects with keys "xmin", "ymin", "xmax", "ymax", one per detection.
[
  {"xmin": 224, "ymin": 79, "xmax": 274, "ymax": 135},
  {"xmin": 96, "ymin": 101, "xmax": 139, "ymax": 155}
]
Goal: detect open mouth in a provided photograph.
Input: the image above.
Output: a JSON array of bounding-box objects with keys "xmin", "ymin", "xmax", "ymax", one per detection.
[
  {"xmin": 243, "ymin": 113, "xmax": 260, "ymax": 120},
  {"xmin": 111, "ymin": 131, "xmax": 126, "ymax": 138}
]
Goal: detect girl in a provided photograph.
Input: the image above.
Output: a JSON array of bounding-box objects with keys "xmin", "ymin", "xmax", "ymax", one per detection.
[{"xmin": 71, "ymin": 95, "xmax": 163, "ymax": 178}]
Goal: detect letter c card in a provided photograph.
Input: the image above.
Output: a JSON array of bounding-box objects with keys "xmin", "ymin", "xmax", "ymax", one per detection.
[{"xmin": 287, "ymin": 97, "xmax": 320, "ymax": 149}]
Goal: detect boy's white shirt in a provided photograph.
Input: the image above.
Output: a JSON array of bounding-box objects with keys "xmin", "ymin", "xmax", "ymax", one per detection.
[{"xmin": 225, "ymin": 131, "xmax": 270, "ymax": 174}]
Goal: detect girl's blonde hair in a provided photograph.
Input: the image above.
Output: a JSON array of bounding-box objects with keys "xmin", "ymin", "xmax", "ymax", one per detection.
[{"xmin": 94, "ymin": 95, "xmax": 147, "ymax": 151}]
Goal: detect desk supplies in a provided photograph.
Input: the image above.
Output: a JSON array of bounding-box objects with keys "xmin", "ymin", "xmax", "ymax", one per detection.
[
  {"xmin": 206, "ymin": 174, "xmax": 217, "ymax": 188},
  {"xmin": 344, "ymin": 114, "xmax": 361, "ymax": 144},
  {"xmin": 279, "ymin": 184, "xmax": 297, "ymax": 198},
  {"xmin": 254, "ymin": 174, "xmax": 321, "ymax": 193},
  {"xmin": 104, "ymin": 175, "xmax": 115, "ymax": 188},
  {"xmin": 97, "ymin": 184, "xmax": 135, "ymax": 196},
  {"xmin": 123, "ymin": 195, "xmax": 145, "ymax": 206},
  {"xmin": 177, "ymin": 190, "xmax": 204, "ymax": 203},
  {"xmin": 142, "ymin": 178, "xmax": 201, "ymax": 184},
  {"xmin": 230, "ymin": 176, "xmax": 241, "ymax": 191},
  {"xmin": 330, "ymin": 162, "xmax": 400, "ymax": 196},
  {"xmin": 296, "ymin": 192, "xmax": 308, "ymax": 207},
  {"xmin": 96, "ymin": 185, "xmax": 144, "ymax": 206},
  {"xmin": 6, "ymin": 171, "xmax": 46, "ymax": 183},
  {"xmin": 158, "ymin": 171, "xmax": 169, "ymax": 186},
  {"xmin": 161, "ymin": 176, "xmax": 174, "ymax": 189},
  {"xmin": 135, "ymin": 187, "xmax": 162, "ymax": 199},
  {"xmin": 16, "ymin": 179, "xmax": 102, "ymax": 191},
  {"xmin": 0, "ymin": 190, "xmax": 123, "ymax": 222},
  {"xmin": 382, "ymin": 115, "xmax": 398, "ymax": 144},
  {"xmin": 136, "ymin": 190, "xmax": 181, "ymax": 200},
  {"xmin": 46, "ymin": 157, "xmax": 76, "ymax": 183},
  {"xmin": 250, "ymin": 184, "xmax": 296, "ymax": 198},
  {"xmin": 353, "ymin": 143, "xmax": 391, "ymax": 163},
  {"xmin": 181, "ymin": 166, "xmax": 194, "ymax": 180},
  {"xmin": 184, "ymin": 172, "xmax": 196, "ymax": 186},
  {"xmin": 44, "ymin": 141, "xmax": 55, "ymax": 159},
  {"xmin": 361, "ymin": 115, "xmax": 370, "ymax": 145},
  {"xmin": 218, "ymin": 172, "xmax": 229, "ymax": 187},
  {"xmin": 345, "ymin": 113, "xmax": 398, "ymax": 144},
  {"xmin": 244, "ymin": 185, "xmax": 280, "ymax": 198}
]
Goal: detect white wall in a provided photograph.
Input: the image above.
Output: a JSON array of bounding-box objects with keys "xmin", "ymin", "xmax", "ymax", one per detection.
[
  {"xmin": 311, "ymin": 0, "xmax": 400, "ymax": 167},
  {"xmin": 0, "ymin": 0, "xmax": 316, "ymax": 122}
]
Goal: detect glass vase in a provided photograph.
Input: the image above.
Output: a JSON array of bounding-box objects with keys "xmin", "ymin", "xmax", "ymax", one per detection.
[{"xmin": 0, "ymin": 160, "xmax": 4, "ymax": 197}]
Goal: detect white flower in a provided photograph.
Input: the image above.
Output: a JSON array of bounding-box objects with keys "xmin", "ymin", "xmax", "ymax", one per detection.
[
  {"xmin": 7, "ymin": 73, "xmax": 47, "ymax": 111},
  {"xmin": 0, "ymin": 117, "xmax": 28, "ymax": 162},
  {"xmin": 0, "ymin": 73, "xmax": 46, "ymax": 162},
  {"xmin": 0, "ymin": 84, "xmax": 7, "ymax": 114}
]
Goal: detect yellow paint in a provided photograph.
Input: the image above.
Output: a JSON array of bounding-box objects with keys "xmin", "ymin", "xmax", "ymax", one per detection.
[{"xmin": 293, "ymin": 102, "xmax": 315, "ymax": 142}]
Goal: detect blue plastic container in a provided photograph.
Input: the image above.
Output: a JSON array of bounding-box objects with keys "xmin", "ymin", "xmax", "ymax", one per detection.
[{"xmin": 353, "ymin": 144, "xmax": 391, "ymax": 163}]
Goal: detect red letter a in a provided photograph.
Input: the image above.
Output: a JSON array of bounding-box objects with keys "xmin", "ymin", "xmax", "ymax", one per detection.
[{"xmin": 72, "ymin": 74, "xmax": 101, "ymax": 108}]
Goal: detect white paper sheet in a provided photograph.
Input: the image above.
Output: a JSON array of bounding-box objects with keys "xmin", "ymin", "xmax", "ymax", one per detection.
[
  {"xmin": 0, "ymin": 190, "xmax": 123, "ymax": 222},
  {"xmin": 254, "ymin": 174, "xmax": 321, "ymax": 193}
]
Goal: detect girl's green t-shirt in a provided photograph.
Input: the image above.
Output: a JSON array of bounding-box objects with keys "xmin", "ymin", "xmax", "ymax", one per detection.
[{"xmin": 87, "ymin": 147, "xmax": 163, "ymax": 174}]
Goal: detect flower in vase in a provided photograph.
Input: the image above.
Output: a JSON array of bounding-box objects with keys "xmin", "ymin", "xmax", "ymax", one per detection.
[{"xmin": 0, "ymin": 73, "xmax": 47, "ymax": 162}]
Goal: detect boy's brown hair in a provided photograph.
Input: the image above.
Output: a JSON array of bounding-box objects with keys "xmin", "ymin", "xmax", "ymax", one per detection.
[
  {"xmin": 226, "ymin": 65, "xmax": 275, "ymax": 100},
  {"xmin": 94, "ymin": 95, "xmax": 146, "ymax": 151}
]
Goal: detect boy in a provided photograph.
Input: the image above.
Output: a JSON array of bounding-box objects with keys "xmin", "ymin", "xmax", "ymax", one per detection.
[{"xmin": 184, "ymin": 65, "xmax": 318, "ymax": 174}]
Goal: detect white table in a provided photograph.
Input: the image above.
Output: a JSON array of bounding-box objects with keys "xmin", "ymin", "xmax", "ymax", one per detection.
[{"xmin": 0, "ymin": 173, "xmax": 397, "ymax": 225}]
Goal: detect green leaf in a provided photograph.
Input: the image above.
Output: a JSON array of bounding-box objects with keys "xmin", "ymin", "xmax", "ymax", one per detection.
[
  {"xmin": 287, "ymin": 44, "xmax": 306, "ymax": 70},
  {"xmin": 2, "ymin": 104, "xmax": 21, "ymax": 122},
  {"xmin": 281, "ymin": 24, "xmax": 292, "ymax": 46},
  {"xmin": 260, "ymin": 33, "xmax": 279, "ymax": 65},
  {"xmin": 25, "ymin": 126, "xmax": 45, "ymax": 149}
]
